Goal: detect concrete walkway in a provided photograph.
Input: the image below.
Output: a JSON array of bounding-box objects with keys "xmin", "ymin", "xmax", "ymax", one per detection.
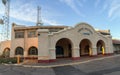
[
  {"xmin": 1, "ymin": 54, "xmax": 120, "ymax": 75},
  {"xmin": 4, "ymin": 54, "xmax": 120, "ymax": 68}
]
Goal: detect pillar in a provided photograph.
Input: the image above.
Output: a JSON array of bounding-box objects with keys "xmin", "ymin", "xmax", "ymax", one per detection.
[
  {"xmin": 37, "ymin": 29, "xmax": 50, "ymax": 63},
  {"xmin": 92, "ymin": 47, "xmax": 97, "ymax": 56},
  {"xmin": 49, "ymin": 48, "xmax": 56, "ymax": 62},
  {"xmin": 107, "ymin": 35, "xmax": 114, "ymax": 54},
  {"xmin": 72, "ymin": 47, "xmax": 80, "ymax": 60},
  {"xmin": 105, "ymin": 35, "xmax": 114, "ymax": 55},
  {"xmin": 23, "ymin": 30, "xmax": 28, "ymax": 59}
]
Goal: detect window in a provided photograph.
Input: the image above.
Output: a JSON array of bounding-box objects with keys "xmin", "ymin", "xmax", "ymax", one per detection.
[
  {"xmin": 28, "ymin": 31, "xmax": 36, "ymax": 38},
  {"xmin": 28, "ymin": 47, "xmax": 38, "ymax": 55},
  {"xmin": 15, "ymin": 47, "xmax": 24, "ymax": 55},
  {"xmin": 15, "ymin": 32, "xmax": 24, "ymax": 38},
  {"xmin": 3, "ymin": 48, "xmax": 10, "ymax": 57}
]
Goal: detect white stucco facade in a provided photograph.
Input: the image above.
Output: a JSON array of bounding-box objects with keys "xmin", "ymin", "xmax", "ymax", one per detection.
[
  {"xmin": 37, "ymin": 23, "xmax": 113, "ymax": 62},
  {"xmin": 0, "ymin": 22, "xmax": 114, "ymax": 63}
]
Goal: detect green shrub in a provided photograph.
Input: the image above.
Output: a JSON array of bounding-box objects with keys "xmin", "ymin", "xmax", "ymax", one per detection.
[{"xmin": 0, "ymin": 58, "xmax": 18, "ymax": 64}]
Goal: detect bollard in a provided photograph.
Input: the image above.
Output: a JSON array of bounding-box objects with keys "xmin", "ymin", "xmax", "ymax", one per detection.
[
  {"xmin": 102, "ymin": 47, "xmax": 105, "ymax": 55},
  {"xmin": 17, "ymin": 55, "xmax": 20, "ymax": 64}
]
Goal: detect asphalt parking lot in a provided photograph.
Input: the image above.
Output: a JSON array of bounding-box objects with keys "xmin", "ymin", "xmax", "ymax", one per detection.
[{"xmin": 0, "ymin": 55, "xmax": 120, "ymax": 75}]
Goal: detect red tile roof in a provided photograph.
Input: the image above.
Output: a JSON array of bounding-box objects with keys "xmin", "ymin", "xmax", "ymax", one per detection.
[{"xmin": 112, "ymin": 39, "xmax": 120, "ymax": 44}]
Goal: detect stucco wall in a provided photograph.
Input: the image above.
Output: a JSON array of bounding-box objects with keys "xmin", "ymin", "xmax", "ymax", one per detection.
[
  {"xmin": 48, "ymin": 23, "xmax": 113, "ymax": 59},
  {"xmin": 0, "ymin": 40, "xmax": 11, "ymax": 55},
  {"xmin": 10, "ymin": 22, "xmax": 113, "ymax": 61},
  {"xmin": 10, "ymin": 25, "xmax": 38, "ymax": 57}
]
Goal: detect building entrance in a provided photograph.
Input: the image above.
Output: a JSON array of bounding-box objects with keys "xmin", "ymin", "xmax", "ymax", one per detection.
[
  {"xmin": 56, "ymin": 38, "xmax": 72, "ymax": 58},
  {"xmin": 80, "ymin": 39, "xmax": 92, "ymax": 56}
]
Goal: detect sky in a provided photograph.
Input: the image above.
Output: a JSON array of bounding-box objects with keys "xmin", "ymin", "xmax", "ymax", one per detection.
[{"xmin": 0, "ymin": 0, "xmax": 120, "ymax": 39}]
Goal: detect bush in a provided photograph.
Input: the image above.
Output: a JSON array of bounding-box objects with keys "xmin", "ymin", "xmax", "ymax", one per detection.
[{"xmin": 0, "ymin": 58, "xmax": 18, "ymax": 64}]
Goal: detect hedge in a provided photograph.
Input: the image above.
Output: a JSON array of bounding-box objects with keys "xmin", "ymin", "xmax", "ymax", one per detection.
[{"xmin": 0, "ymin": 57, "xmax": 23, "ymax": 64}]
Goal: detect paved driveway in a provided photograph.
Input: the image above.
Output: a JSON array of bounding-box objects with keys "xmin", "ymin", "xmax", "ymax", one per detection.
[{"xmin": 0, "ymin": 55, "xmax": 120, "ymax": 75}]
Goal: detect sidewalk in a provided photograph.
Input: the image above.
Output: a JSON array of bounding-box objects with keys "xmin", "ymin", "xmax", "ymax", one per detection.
[{"xmin": 4, "ymin": 54, "xmax": 120, "ymax": 68}]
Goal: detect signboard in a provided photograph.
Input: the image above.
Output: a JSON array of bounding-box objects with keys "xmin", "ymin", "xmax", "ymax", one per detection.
[{"xmin": 78, "ymin": 28, "xmax": 93, "ymax": 35}]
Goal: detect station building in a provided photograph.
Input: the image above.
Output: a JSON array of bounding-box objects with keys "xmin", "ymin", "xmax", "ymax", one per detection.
[
  {"xmin": 0, "ymin": 40, "xmax": 10, "ymax": 57},
  {"xmin": 112, "ymin": 39, "xmax": 120, "ymax": 53},
  {"xmin": 0, "ymin": 22, "xmax": 114, "ymax": 63}
]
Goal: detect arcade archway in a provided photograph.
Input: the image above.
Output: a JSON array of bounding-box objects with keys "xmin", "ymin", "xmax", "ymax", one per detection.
[
  {"xmin": 55, "ymin": 38, "xmax": 72, "ymax": 58},
  {"xmin": 96, "ymin": 40, "xmax": 105, "ymax": 54},
  {"xmin": 79, "ymin": 39, "xmax": 92, "ymax": 56}
]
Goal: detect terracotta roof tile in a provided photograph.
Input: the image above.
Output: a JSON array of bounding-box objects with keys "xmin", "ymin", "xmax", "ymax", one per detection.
[{"xmin": 112, "ymin": 39, "xmax": 120, "ymax": 44}]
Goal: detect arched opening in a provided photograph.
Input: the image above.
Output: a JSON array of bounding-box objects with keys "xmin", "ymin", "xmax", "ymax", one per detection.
[
  {"xmin": 55, "ymin": 38, "xmax": 72, "ymax": 58},
  {"xmin": 15, "ymin": 47, "xmax": 24, "ymax": 55},
  {"xmin": 96, "ymin": 40, "xmax": 105, "ymax": 55},
  {"xmin": 28, "ymin": 46, "xmax": 38, "ymax": 55},
  {"xmin": 79, "ymin": 39, "xmax": 92, "ymax": 56},
  {"xmin": 3, "ymin": 48, "xmax": 10, "ymax": 57}
]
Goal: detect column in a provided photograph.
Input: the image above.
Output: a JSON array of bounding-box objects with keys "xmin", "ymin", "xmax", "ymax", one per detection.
[
  {"xmin": 105, "ymin": 35, "xmax": 114, "ymax": 55},
  {"xmin": 72, "ymin": 47, "xmax": 80, "ymax": 60},
  {"xmin": 92, "ymin": 47, "xmax": 97, "ymax": 56},
  {"xmin": 105, "ymin": 46, "xmax": 112, "ymax": 55},
  {"xmin": 10, "ymin": 25, "xmax": 15, "ymax": 57},
  {"xmin": 49, "ymin": 48, "xmax": 56, "ymax": 62},
  {"xmin": 24, "ymin": 50, "xmax": 28, "ymax": 59},
  {"xmin": 37, "ymin": 29, "xmax": 50, "ymax": 63},
  {"xmin": 24, "ymin": 30, "xmax": 28, "ymax": 58}
]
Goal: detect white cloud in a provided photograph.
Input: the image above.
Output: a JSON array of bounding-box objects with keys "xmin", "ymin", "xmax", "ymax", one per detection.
[
  {"xmin": 0, "ymin": 9, "xmax": 4, "ymax": 15},
  {"xmin": 59, "ymin": 0, "xmax": 85, "ymax": 17},
  {"xmin": 107, "ymin": 0, "xmax": 120, "ymax": 20},
  {"xmin": 98, "ymin": 3, "xmax": 108, "ymax": 14},
  {"xmin": 93, "ymin": 0, "xmax": 120, "ymax": 20},
  {"xmin": 11, "ymin": 3, "xmax": 36, "ymax": 22},
  {"xmin": 108, "ymin": 5, "xmax": 120, "ymax": 18},
  {"xmin": 7, "ymin": 1, "xmax": 61, "ymax": 25},
  {"xmin": 43, "ymin": 18, "xmax": 62, "ymax": 25},
  {"xmin": 0, "ymin": 2, "xmax": 5, "ymax": 17}
]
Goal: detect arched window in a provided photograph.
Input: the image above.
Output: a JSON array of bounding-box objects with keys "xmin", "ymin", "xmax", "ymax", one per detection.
[
  {"xmin": 15, "ymin": 47, "xmax": 24, "ymax": 55},
  {"xmin": 3, "ymin": 48, "xmax": 10, "ymax": 57},
  {"xmin": 28, "ymin": 47, "xmax": 38, "ymax": 55}
]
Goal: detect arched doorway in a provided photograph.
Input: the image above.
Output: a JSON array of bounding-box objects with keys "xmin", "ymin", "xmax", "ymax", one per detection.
[
  {"xmin": 79, "ymin": 39, "xmax": 92, "ymax": 56},
  {"xmin": 55, "ymin": 38, "xmax": 72, "ymax": 58},
  {"xmin": 96, "ymin": 40, "xmax": 105, "ymax": 55},
  {"xmin": 3, "ymin": 48, "xmax": 10, "ymax": 57}
]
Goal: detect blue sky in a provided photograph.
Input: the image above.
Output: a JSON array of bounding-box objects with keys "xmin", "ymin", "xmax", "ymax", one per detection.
[{"xmin": 0, "ymin": 0, "xmax": 120, "ymax": 39}]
